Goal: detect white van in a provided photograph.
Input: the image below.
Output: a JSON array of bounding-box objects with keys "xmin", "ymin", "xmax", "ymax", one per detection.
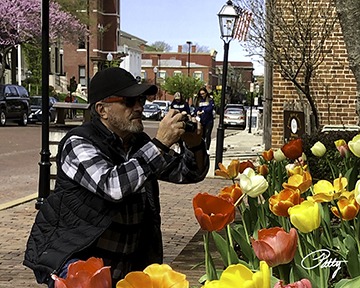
[{"xmin": 152, "ymin": 100, "xmax": 171, "ymax": 119}]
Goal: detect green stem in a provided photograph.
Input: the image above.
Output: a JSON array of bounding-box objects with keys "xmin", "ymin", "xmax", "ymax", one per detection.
[
  {"xmin": 204, "ymin": 232, "xmax": 217, "ymax": 281},
  {"xmin": 240, "ymin": 203, "xmax": 250, "ymax": 245},
  {"xmin": 226, "ymin": 225, "xmax": 233, "ymax": 266},
  {"xmin": 325, "ymin": 155, "xmax": 336, "ymax": 179}
]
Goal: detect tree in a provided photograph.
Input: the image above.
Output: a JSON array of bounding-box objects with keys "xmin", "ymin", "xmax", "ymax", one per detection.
[
  {"xmin": 182, "ymin": 43, "xmax": 210, "ymax": 53},
  {"xmin": 334, "ymin": 1, "xmax": 360, "ymax": 123},
  {"xmin": 145, "ymin": 41, "xmax": 172, "ymax": 52},
  {"xmin": 0, "ymin": 0, "xmax": 87, "ymax": 81},
  {"xmin": 235, "ymin": 0, "xmax": 337, "ymax": 129},
  {"xmin": 161, "ymin": 74, "xmax": 205, "ymax": 101}
]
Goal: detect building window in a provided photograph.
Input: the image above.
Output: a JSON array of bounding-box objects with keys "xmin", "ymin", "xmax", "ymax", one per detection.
[
  {"xmin": 79, "ymin": 66, "xmax": 86, "ymax": 87},
  {"xmin": 141, "ymin": 70, "xmax": 147, "ymax": 80},
  {"xmin": 173, "ymin": 71, "xmax": 182, "ymax": 76},
  {"xmin": 193, "ymin": 71, "xmax": 203, "ymax": 80},
  {"xmin": 159, "ymin": 71, "xmax": 166, "ymax": 79},
  {"xmin": 78, "ymin": 39, "xmax": 85, "ymax": 49}
]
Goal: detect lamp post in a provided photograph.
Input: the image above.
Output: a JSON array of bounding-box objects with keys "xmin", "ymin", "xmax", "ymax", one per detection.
[
  {"xmin": 215, "ymin": 0, "xmax": 239, "ymax": 171},
  {"xmin": 186, "ymin": 41, "xmax": 192, "ymax": 77},
  {"xmin": 59, "ymin": 48, "xmax": 64, "ymax": 75},
  {"xmin": 248, "ymin": 81, "xmax": 254, "ymax": 133},
  {"xmin": 153, "ymin": 66, "xmax": 158, "ymax": 85}
]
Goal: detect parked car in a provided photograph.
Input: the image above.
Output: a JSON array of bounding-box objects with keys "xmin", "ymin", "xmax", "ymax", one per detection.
[
  {"xmin": 0, "ymin": 84, "xmax": 30, "ymax": 126},
  {"xmin": 153, "ymin": 100, "xmax": 171, "ymax": 118},
  {"xmin": 142, "ymin": 103, "xmax": 162, "ymax": 121},
  {"xmin": 28, "ymin": 96, "xmax": 58, "ymax": 123},
  {"xmin": 224, "ymin": 106, "xmax": 246, "ymax": 130}
]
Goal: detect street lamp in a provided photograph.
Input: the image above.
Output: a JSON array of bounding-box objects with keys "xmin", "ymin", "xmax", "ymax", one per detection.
[
  {"xmin": 59, "ymin": 48, "xmax": 64, "ymax": 75},
  {"xmin": 186, "ymin": 41, "xmax": 192, "ymax": 77},
  {"xmin": 153, "ymin": 66, "xmax": 158, "ymax": 85},
  {"xmin": 215, "ymin": 0, "xmax": 239, "ymax": 171},
  {"xmin": 248, "ymin": 81, "xmax": 254, "ymax": 133}
]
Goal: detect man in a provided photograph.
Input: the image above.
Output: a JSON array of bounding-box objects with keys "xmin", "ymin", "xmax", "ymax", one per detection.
[{"xmin": 23, "ymin": 67, "xmax": 209, "ymax": 287}]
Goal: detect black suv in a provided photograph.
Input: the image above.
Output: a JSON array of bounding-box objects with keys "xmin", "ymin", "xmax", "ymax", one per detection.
[{"xmin": 0, "ymin": 84, "xmax": 31, "ymax": 126}]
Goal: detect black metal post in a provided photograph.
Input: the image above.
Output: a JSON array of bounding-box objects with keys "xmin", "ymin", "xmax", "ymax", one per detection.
[
  {"xmin": 248, "ymin": 91, "xmax": 253, "ymax": 133},
  {"xmin": 215, "ymin": 40, "xmax": 230, "ymax": 171},
  {"xmin": 36, "ymin": 0, "xmax": 51, "ymax": 209},
  {"xmin": 86, "ymin": 0, "xmax": 90, "ymax": 102},
  {"xmin": 186, "ymin": 41, "xmax": 192, "ymax": 76}
]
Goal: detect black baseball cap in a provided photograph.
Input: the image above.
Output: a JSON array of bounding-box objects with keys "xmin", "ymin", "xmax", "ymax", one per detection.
[{"xmin": 89, "ymin": 67, "xmax": 158, "ymax": 104}]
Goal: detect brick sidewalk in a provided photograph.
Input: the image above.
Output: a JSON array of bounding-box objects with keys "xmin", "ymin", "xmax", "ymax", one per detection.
[{"xmin": 0, "ymin": 178, "xmax": 230, "ymax": 288}]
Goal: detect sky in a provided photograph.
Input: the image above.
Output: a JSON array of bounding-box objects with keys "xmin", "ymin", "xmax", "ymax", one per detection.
[{"xmin": 120, "ymin": 0, "xmax": 264, "ymax": 75}]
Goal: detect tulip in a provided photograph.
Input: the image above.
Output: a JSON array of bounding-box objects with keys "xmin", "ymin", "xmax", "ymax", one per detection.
[
  {"xmin": 262, "ymin": 149, "xmax": 274, "ymax": 161},
  {"xmin": 288, "ymin": 200, "xmax": 321, "ymax": 233},
  {"xmin": 355, "ymin": 180, "xmax": 360, "ymax": 205},
  {"xmin": 52, "ymin": 257, "xmax": 111, "ymax": 288},
  {"xmin": 274, "ymin": 148, "xmax": 286, "ymax": 161},
  {"xmin": 310, "ymin": 177, "xmax": 347, "ymax": 202},
  {"xmin": 331, "ymin": 192, "xmax": 360, "ymax": 221},
  {"xmin": 269, "ymin": 188, "xmax": 302, "ymax": 217},
  {"xmin": 215, "ymin": 160, "xmax": 240, "ymax": 180},
  {"xmin": 239, "ymin": 160, "xmax": 255, "ymax": 173},
  {"xmin": 281, "ymin": 138, "xmax": 303, "ymax": 160},
  {"xmin": 202, "ymin": 261, "xmax": 270, "ymax": 288},
  {"xmin": 348, "ymin": 134, "xmax": 360, "ymax": 157},
  {"xmin": 116, "ymin": 263, "xmax": 189, "ymax": 288},
  {"xmin": 239, "ymin": 167, "xmax": 269, "ymax": 197},
  {"xmin": 282, "ymin": 171, "xmax": 312, "ymax": 194},
  {"xmin": 285, "ymin": 164, "xmax": 308, "ymax": 176},
  {"xmin": 251, "ymin": 227, "xmax": 298, "ymax": 267},
  {"xmin": 274, "ymin": 278, "xmax": 312, "ymax": 288},
  {"xmin": 310, "ymin": 141, "xmax": 326, "ymax": 157},
  {"xmin": 218, "ymin": 183, "xmax": 243, "ymax": 205},
  {"xmin": 334, "ymin": 139, "xmax": 350, "ymax": 158},
  {"xmin": 257, "ymin": 164, "xmax": 269, "ymax": 176},
  {"xmin": 193, "ymin": 193, "xmax": 235, "ymax": 232}
]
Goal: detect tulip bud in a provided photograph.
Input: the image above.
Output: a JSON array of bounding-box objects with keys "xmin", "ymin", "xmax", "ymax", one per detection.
[
  {"xmin": 274, "ymin": 149, "xmax": 286, "ymax": 161},
  {"xmin": 310, "ymin": 141, "xmax": 326, "ymax": 157}
]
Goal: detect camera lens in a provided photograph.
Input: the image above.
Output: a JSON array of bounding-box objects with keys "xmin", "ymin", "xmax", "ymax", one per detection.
[{"xmin": 184, "ymin": 120, "xmax": 196, "ymax": 132}]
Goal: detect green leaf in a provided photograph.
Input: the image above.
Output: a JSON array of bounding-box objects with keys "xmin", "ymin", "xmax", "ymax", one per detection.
[
  {"xmin": 212, "ymin": 231, "xmax": 239, "ymax": 266},
  {"xmin": 344, "ymin": 235, "xmax": 360, "ymax": 278},
  {"xmin": 231, "ymin": 224, "xmax": 255, "ymax": 263},
  {"xmin": 344, "ymin": 166, "xmax": 358, "ymax": 191},
  {"xmin": 334, "ymin": 275, "xmax": 360, "ymax": 288}
]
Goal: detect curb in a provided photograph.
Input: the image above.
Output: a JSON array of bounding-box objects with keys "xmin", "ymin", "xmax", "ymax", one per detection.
[{"xmin": 0, "ymin": 193, "xmax": 37, "ymax": 211}]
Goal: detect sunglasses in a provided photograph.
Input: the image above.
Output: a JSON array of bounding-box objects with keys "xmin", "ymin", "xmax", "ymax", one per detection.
[{"xmin": 102, "ymin": 96, "xmax": 146, "ymax": 107}]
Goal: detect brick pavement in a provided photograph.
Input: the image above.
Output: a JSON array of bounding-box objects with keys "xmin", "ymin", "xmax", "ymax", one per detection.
[{"xmin": 0, "ymin": 178, "xmax": 231, "ymax": 288}]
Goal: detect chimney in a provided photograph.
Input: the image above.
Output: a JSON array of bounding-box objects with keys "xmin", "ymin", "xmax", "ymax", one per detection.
[
  {"xmin": 178, "ymin": 45, "xmax": 182, "ymax": 53},
  {"xmin": 191, "ymin": 45, "xmax": 196, "ymax": 53}
]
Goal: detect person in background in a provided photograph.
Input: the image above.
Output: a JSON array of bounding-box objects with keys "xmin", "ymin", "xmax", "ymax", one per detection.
[
  {"xmin": 170, "ymin": 92, "xmax": 190, "ymax": 114},
  {"xmin": 23, "ymin": 67, "xmax": 209, "ymax": 288},
  {"xmin": 64, "ymin": 93, "xmax": 71, "ymax": 119},
  {"xmin": 72, "ymin": 95, "xmax": 78, "ymax": 118},
  {"xmin": 194, "ymin": 87, "xmax": 215, "ymax": 150}
]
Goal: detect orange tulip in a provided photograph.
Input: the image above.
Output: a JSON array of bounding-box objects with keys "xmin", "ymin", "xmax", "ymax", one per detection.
[
  {"xmin": 251, "ymin": 227, "xmax": 298, "ymax": 267},
  {"xmin": 257, "ymin": 164, "xmax": 269, "ymax": 176},
  {"xmin": 193, "ymin": 192, "xmax": 235, "ymax": 232},
  {"xmin": 281, "ymin": 138, "xmax": 303, "ymax": 160},
  {"xmin": 331, "ymin": 192, "xmax": 360, "ymax": 221},
  {"xmin": 215, "ymin": 160, "xmax": 240, "ymax": 179},
  {"xmin": 262, "ymin": 149, "xmax": 274, "ymax": 161},
  {"xmin": 269, "ymin": 188, "xmax": 302, "ymax": 217},
  {"xmin": 239, "ymin": 160, "xmax": 255, "ymax": 173},
  {"xmin": 282, "ymin": 171, "xmax": 312, "ymax": 194},
  {"xmin": 218, "ymin": 183, "xmax": 243, "ymax": 204},
  {"xmin": 116, "ymin": 263, "xmax": 189, "ymax": 288},
  {"xmin": 52, "ymin": 257, "xmax": 111, "ymax": 288}
]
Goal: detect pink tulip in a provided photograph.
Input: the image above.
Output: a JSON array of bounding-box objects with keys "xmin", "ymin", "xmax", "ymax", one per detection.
[{"xmin": 274, "ymin": 279, "xmax": 312, "ymax": 288}]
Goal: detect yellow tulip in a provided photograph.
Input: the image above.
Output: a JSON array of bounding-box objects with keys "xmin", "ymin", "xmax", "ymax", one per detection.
[
  {"xmin": 310, "ymin": 177, "xmax": 347, "ymax": 202},
  {"xmin": 310, "ymin": 141, "xmax": 326, "ymax": 157},
  {"xmin": 116, "ymin": 263, "xmax": 189, "ymax": 288},
  {"xmin": 348, "ymin": 134, "xmax": 360, "ymax": 157},
  {"xmin": 355, "ymin": 180, "xmax": 360, "ymax": 205},
  {"xmin": 288, "ymin": 200, "xmax": 321, "ymax": 233},
  {"xmin": 202, "ymin": 261, "xmax": 270, "ymax": 288},
  {"xmin": 282, "ymin": 171, "xmax": 312, "ymax": 194},
  {"xmin": 331, "ymin": 192, "xmax": 360, "ymax": 221}
]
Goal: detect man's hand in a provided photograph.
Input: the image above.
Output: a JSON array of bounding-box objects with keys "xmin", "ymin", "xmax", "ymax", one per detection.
[{"xmin": 155, "ymin": 109, "xmax": 186, "ymax": 147}]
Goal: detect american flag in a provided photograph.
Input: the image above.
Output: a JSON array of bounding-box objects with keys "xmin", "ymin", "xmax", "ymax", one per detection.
[{"xmin": 233, "ymin": 8, "xmax": 253, "ymax": 41}]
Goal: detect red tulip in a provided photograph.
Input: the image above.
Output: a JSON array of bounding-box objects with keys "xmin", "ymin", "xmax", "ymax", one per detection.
[
  {"xmin": 193, "ymin": 193, "xmax": 235, "ymax": 232},
  {"xmin": 52, "ymin": 257, "xmax": 111, "ymax": 288},
  {"xmin": 281, "ymin": 139, "xmax": 303, "ymax": 160},
  {"xmin": 251, "ymin": 227, "xmax": 298, "ymax": 267},
  {"xmin": 239, "ymin": 160, "xmax": 255, "ymax": 173}
]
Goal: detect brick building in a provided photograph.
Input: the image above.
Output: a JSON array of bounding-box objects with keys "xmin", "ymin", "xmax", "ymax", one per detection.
[{"xmin": 269, "ymin": 4, "xmax": 357, "ymax": 148}]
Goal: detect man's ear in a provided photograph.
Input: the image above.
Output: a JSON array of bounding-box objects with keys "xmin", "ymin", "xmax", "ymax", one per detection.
[{"xmin": 95, "ymin": 102, "xmax": 108, "ymax": 119}]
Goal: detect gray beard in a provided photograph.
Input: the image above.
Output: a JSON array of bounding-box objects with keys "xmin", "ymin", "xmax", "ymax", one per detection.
[{"xmin": 107, "ymin": 113, "xmax": 144, "ymax": 134}]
